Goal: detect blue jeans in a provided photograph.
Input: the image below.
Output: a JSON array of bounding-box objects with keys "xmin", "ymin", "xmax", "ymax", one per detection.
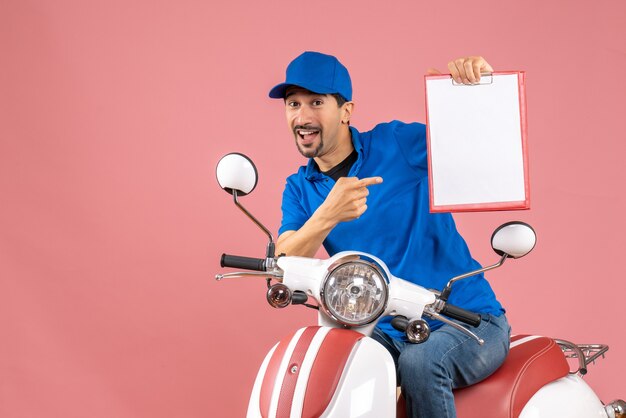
[{"xmin": 371, "ymin": 313, "xmax": 511, "ymax": 418}]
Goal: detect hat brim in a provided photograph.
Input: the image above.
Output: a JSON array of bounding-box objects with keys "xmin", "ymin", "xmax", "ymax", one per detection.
[
  {"xmin": 268, "ymin": 83, "xmax": 291, "ymax": 99},
  {"xmin": 268, "ymin": 82, "xmax": 343, "ymax": 99}
]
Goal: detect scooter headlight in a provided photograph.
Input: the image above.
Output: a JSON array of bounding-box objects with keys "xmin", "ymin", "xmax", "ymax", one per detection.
[{"xmin": 320, "ymin": 257, "xmax": 389, "ymax": 327}]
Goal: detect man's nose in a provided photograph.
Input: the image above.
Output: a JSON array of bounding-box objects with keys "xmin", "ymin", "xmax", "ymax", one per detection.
[{"xmin": 295, "ymin": 105, "xmax": 313, "ymax": 125}]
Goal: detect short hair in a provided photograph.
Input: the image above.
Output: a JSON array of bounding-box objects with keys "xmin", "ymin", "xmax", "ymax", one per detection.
[{"xmin": 331, "ymin": 93, "xmax": 348, "ymax": 107}]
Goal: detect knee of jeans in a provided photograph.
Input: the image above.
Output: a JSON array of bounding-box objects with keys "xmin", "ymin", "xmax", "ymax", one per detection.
[{"xmin": 397, "ymin": 346, "xmax": 443, "ymax": 378}]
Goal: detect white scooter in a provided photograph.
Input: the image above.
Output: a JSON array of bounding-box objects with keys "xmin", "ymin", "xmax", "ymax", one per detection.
[{"xmin": 214, "ymin": 153, "xmax": 625, "ymax": 418}]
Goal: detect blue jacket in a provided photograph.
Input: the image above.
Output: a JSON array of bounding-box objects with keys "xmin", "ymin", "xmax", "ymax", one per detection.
[{"xmin": 280, "ymin": 121, "xmax": 504, "ymax": 340}]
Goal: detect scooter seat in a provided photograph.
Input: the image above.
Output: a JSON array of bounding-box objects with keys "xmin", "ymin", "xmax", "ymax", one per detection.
[{"xmin": 397, "ymin": 335, "xmax": 570, "ymax": 418}]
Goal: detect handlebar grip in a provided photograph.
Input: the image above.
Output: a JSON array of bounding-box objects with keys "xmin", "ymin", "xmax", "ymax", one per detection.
[
  {"xmin": 440, "ymin": 304, "xmax": 482, "ymax": 327},
  {"xmin": 220, "ymin": 254, "xmax": 266, "ymax": 271},
  {"xmin": 391, "ymin": 316, "xmax": 409, "ymax": 332}
]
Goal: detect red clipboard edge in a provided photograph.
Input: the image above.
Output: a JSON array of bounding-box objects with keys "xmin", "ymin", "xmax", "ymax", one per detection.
[
  {"xmin": 429, "ymin": 200, "xmax": 530, "ymax": 213},
  {"xmin": 424, "ymin": 71, "xmax": 530, "ymax": 213}
]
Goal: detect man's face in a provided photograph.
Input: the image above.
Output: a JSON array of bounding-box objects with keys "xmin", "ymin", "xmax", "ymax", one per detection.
[{"xmin": 284, "ymin": 88, "xmax": 346, "ymax": 159}]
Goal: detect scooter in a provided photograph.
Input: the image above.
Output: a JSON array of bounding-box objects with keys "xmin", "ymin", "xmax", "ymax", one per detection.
[{"xmin": 214, "ymin": 152, "xmax": 625, "ymax": 418}]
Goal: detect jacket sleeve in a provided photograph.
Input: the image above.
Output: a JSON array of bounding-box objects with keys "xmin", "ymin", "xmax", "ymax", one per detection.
[{"xmin": 278, "ymin": 176, "xmax": 309, "ymax": 235}]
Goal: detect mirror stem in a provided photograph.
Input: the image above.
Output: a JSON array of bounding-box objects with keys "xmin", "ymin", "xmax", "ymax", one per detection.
[
  {"xmin": 440, "ymin": 253, "xmax": 508, "ymax": 302},
  {"xmin": 233, "ymin": 191, "xmax": 276, "ymax": 258}
]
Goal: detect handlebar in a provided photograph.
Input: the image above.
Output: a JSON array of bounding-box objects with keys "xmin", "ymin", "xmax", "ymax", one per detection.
[
  {"xmin": 391, "ymin": 316, "xmax": 409, "ymax": 332},
  {"xmin": 439, "ymin": 304, "xmax": 482, "ymax": 327},
  {"xmin": 220, "ymin": 254, "xmax": 266, "ymax": 271},
  {"xmin": 391, "ymin": 303, "xmax": 482, "ymax": 334}
]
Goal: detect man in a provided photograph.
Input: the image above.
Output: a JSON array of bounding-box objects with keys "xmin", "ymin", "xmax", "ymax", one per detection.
[{"xmin": 269, "ymin": 51, "xmax": 510, "ymax": 418}]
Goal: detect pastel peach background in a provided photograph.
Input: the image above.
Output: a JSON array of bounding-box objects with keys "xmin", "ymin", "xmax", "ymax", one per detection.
[{"xmin": 1, "ymin": 1, "xmax": 625, "ymax": 417}]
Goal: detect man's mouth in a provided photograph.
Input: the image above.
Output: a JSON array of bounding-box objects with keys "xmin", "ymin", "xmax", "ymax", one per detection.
[{"xmin": 295, "ymin": 127, "xmax": 321, "ymax": 145}]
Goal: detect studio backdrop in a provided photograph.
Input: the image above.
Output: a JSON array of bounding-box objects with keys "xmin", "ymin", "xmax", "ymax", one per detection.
[{"xmin": 1, "ymin": 1, "xmax": 625, "ymax": 417}]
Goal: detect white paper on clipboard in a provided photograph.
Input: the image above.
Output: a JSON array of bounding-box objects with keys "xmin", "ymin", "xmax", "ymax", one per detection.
[{"xmin": 425, "ymin": 71, "xmax": 530, "ymax": 212}]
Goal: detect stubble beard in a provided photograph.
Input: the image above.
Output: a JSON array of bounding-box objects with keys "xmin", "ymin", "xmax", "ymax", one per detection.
[{"xmin": 294, "ymin": 131, "xmax": 324, "ymax": 158}]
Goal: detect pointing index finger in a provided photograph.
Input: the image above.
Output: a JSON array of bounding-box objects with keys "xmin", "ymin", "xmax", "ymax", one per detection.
[{"xmin": 358, "ymin": 176, "xmax": 384, "ymax": 187}]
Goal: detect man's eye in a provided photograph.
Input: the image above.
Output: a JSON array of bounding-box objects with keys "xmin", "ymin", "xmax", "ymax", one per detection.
[
  {"xmin": 287, "ymin": 102, "xmax": 299, "ymax": 108},
  {"xmin": 313, "ymin": 100, "xmax": 323, "ymax": 106}
]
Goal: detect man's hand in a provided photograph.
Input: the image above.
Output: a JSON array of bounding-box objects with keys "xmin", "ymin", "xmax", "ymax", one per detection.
[
  {"xmin": 427, "ymin": 56, "xmax": 494, "ymax": 85},
  {"xmin": 316, "ymin": 176, "xmax": 383, "ymax": 226},
  {"xmin": 275, "ymin": 176, "xmax": 383, "ymax": 257}
]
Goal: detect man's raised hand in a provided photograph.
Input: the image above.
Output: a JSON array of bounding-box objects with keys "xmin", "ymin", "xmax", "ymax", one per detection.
[
  {"xmin": 316, "ymin": 176, "xmax": 383, "ymax": 226},
  {"xmin": 427, "ymin": 56, "xmax": 494, "ymax": 85}
]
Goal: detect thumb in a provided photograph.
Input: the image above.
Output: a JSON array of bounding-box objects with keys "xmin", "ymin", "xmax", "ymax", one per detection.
[{"xmin": 426, "ymin": 67, "xmax": 443, "ymax": 75}]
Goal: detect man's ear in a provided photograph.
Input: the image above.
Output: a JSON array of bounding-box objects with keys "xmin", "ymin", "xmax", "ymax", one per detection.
[{"xmin": 342, "ymin": 102, "xmax": 354, "ymax": 124}]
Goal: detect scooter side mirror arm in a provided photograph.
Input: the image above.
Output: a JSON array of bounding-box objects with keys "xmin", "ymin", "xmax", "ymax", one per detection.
[
  {"xmin": 232, "ymin": 190, "xmax": 276, "ymax": 258},
  {"xmin": 439, "ymin": 253, "xmax": 508, "ymax": 302}
]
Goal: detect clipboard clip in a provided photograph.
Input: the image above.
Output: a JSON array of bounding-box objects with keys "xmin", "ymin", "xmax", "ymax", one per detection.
[{"xmin": 451, "ymin": 73, "xmax": 493, "ymax": 86}]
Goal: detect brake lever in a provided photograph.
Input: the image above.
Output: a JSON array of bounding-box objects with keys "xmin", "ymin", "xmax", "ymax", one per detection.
[
  {"xmin": 215, "ymin": 271, "xmax": 283, "ymax": 281},
  {"xmin": 424, "ymin": 307, "xmax": 484, "ymax": 345}
]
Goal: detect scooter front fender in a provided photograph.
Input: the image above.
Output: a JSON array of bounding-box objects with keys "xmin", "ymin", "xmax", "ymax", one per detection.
[{"xmin": 247, "ymin": 326, "xmax": 396, "ymax": 418}]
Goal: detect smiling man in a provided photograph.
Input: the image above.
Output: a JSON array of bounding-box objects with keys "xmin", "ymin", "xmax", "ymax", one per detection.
[
  {"xmin": 269, "ymin": 51, "xmax": 509, "ymax": 418},
  {"xmin": 285, "ymin": 86, "xmax": 352, "ymax": 163}
]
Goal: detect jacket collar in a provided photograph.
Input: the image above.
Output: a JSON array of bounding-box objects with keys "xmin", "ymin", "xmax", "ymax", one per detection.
[{"xmin": 305, "ymin": 126, "xmax": 363, "ymax": 181}]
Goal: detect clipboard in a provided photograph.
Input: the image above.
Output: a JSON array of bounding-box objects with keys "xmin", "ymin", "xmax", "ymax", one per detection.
[{"xmin": 424, "ymin": 71, "xmax": 530, "ymax": 212}]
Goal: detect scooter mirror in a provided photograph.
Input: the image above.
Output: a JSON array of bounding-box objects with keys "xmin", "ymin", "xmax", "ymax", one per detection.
[
  {"xmin": 491, "ymin": 222, "xmax": 536, "ymax": 259},
  {"xmin": 216, "ymin": 153, "xmax": 258, "ymax": 196}
]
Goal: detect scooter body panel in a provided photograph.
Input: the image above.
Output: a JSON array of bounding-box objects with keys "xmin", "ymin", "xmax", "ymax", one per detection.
[
  {"xmin": 247, "ymin": 326, "xmax": 396, "ymax": 418},
  {"xmin": 248, "ymin": 343, "xmax": 278, "ymax": 418},
  {"xmin": 320, "ymin": 336, "xmax": 396, "ymax": 417},
  {"xmin": 519, "ymin": 374, "xmax": 607, "ymax": 418}
]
